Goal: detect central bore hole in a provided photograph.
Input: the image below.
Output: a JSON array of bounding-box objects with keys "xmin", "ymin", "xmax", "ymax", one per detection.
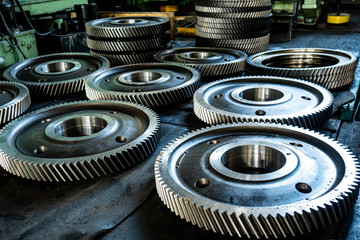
[
  {"xmin": 240, "ymin": 88, "xmax": 284, "ymax": 102},
  {"xmin": 185, "ymin": 52, "xmax": 216, "ymax": 59},
  {"xmin": 262, "ymin": 54, "xmax": 339, "ymax": 68},
  {"xmin": 41, "ymin": 61, "xmax": 76, "ymax": 73},
  {"xmin": 221, "ymin": 145, "xmax": 286, "ymax": 174},
  {"xmin": 124, "ymin": 71, "xmax": 162, "ymax": 83},
  {"xmin": 54, "ymin": 116, "xmax": 107, "ymax": 137},
  {"xmin": 114, "ymin": 19, "xmax": 144, "ymax": 24}
]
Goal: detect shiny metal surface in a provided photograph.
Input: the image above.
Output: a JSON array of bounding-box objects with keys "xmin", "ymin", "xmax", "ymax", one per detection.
[
  {"xmin": 0, "ymin": 82, "xmax": 31, "ymax": 124},
  {"xmin": 194, "ymin": 76, "xmax": 333, "ymax": 128},
  {"xmin": 0, "ymin": 100, "xmax": 160, "ymax": 182},
  {"xmin": 154, "ymin": 47, "xmax": 247, "ymax": 78},
  {"xmin": 246, "ymin": 48, "xmax": 358, "ymax": 89},
  {"xmin": 85, "ymin": 63, "xmax": 201, "ymax": 107},
  {"xmin": 155, "ymin": 123, "xmax": 360, "ymax": 238},
  {"xmin": 195, "ymin": 0, "xmax": 272, "ymax": 7},
  {"xmin": 3, "ymin": 53, "xmax": 110, "ymax": 97}
]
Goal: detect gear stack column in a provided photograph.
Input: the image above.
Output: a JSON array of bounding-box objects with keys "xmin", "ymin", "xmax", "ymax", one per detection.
[{"xmin": 195, "ymin": 0, "xmax": 272, "ymax": 54}]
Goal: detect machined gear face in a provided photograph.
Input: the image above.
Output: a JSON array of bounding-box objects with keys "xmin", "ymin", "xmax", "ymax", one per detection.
[
  {"xmin": 154, "ymin": 47, "xmax": 247, "ymax": 78},
  {"xmin": 0, "ymin": 82, "xmax": 31, "ymax": 124},
  {"xmin": 193, "ymin": 76, "xmax": 333, "ymax": 128},
  {"xmin": 155, "ymin": 123, "xmax": 360, "ymax": 239},
  {"xmin": 246, "ymin": 48, "xmax": 358, "ymax": 89},
  {"xmin": 3, "ymin": 53, "xmax": 110, "ymax": 97},
  {"xmin": 0, "ymin": 100, "xmax": 160, "ymax": 182},
  {"xmin": 86, "ymin": 16, "xmax": 170, "ymax": 38},
  {"xmin": 85, "ymin": 63, "xmax": 201, "ymax": 107}
]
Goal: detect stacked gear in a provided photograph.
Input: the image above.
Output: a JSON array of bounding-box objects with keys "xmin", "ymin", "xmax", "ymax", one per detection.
[
  {"xmin": 246, "ymin": 48, "xmax": 358, "ymax": 89},
  {"xmin": 86, "ymin": 17, "xmax": 170, "ymax": 66},
  {"xmin": 195, "ymin": 0, "xmax": 272, "ymax": 54},
  {"xmin": 0, "ymin": 100, "xmax": 160, "ymax": 182},
  {"xmin": 0, "ymin": 82, "xmax": 31, "ymax": 124},
  {"xmin": 85, "ymin": 63, "xmax": 201, "ymax": 108},
  {"xmin": 155, "ymin": 123, "xmax": 360, "ymax": 238},
  {"xmin": 154, "ymin": 47, "xmax": 247, "ymax": 80},
  {"xmin": 3, "ymin": 53, "xmax": 110, "ymax": 97},
  {"xmin": 193, "ymin": 76, "xmax": 333, "ymax": 128}
]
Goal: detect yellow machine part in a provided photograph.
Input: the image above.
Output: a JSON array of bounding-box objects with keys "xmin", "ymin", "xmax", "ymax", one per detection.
[
  {"xmin": 327, "ymin": 13, "xmax": 350, "ymax": 24},
  {"xmin": 160, "ymin": 5, "xmax": 178, "ymax": 12}
]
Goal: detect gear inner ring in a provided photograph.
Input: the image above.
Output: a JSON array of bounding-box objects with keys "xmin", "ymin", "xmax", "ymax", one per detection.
[
  {"xmin": 34, "ymin": 60, "xmax": 82, "ymax": 76},
  {"xmin": 110, "ymin": 18, "xmax": 149, "ymax": 25},
  {"xmin": 117, "ymin": 70, "xmax": 171, "ymax": 86},
  {"xmin": 178, "ymin": 51, "xmax": 223, "ymax": 61}
]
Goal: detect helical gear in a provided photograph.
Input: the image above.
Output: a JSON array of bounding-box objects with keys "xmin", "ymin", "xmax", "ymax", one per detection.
[
  {"xmin": 0, "ymin": 100, "xmax": 160, "ymax": 182},
  {"xmin": 0, "ymin": 82, "xmax": 31, "ymax": 124},
  {"xmin": 3, "ymin": 53, "xmax": 110, "ymax": 97},
  {"xmin": 193, "ymin": 76, "xmax": 333, "ymax": 128},
  {"xmin": 155, "ymin": 123, "xmax": 360, "ymax": 239},
  {"xmin": 195, "ymin": 0, "xmax": 272, "ymax": 7},
  {"xmin": 154, "ymin": 47, "xmax": 247, "ymax": 78},
  {"xmin": 85, "ymin": 63, "xmax": 201, "ymax": 108},
  {"xmin": 245, "ymin": 48, "xmax": 358, "ymax": 89}
]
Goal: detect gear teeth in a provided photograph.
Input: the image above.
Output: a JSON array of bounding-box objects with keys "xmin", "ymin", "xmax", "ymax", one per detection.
[
  {"xmin": 85, "ymin": 64, "xmax": 201, "ymax": 108},
  {"xmin": 3, "ymin": 53, "xmax": 110, "ymax": 97},
  {"xmin": 245, "ymin": 48, "xmax": 358, "ymax": 89},
  {"xmin": 87, "ymin": 36, "xmax": 169, "ymax": 52},
  {"xmin": 154, "ymin": 123, "xmax": 360, "ymax": 239},
  {"xmin": 196, "ymin": 27, "xmax": 270, "ymax": 39},
  {"xmin": 0, "ymin": 100, "xmax": 160, "ymax": 182},
  {"xmin": 0, "ymin": 82, "xmax": 31, "ymax": 124},
  {"xmin": 197, "ymin": 15, "xmax": 272, "ymax": 24},
  {"xmin": 196, "ymin": 9, "xmax": 272, "ymax": 18},
  {"xmin": 195, "ymin": 5, "xmax": 272, "ymax": 13},
  {"xmin": 193, "ymin": 77, "xmax": 333, "ymax": 128},
  {"xmin": 154, "ymin": 47, "xmax": 247, "ymax": 78},
  {"xmin": 195, "ymin": 0, "xmax": 271, "ymax": 7},
  {"xmin": 86, "ymin": 17, "xmax": 170, "ymax": 38}
]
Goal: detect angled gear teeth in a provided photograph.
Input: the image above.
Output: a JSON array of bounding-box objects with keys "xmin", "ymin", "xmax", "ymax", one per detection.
[
  {"xmin": 154, "ymin": 47, "xmax": 247, "ymax": 78},
  {"xmin": 195, "ymin": 0, "xmax": 271, "ymax": 7},
  {"xmin": 3, "ymin": 53, "xmax": 110, "ymax": 97},
  {"xmin": 86, "ymin": 16, "xmax": 170, "ymax": 38},
  {"xmin": 155, "ymin": 123, "xmax": 360, "ymax": 239},
  {"xmin": 246, "ymin": 48, "xmax": 358, "ymax": 89},
  {"xmin": 195, "ymin": 5, "xmax": 272, "ymax": 13},
  {"xmin": 193, "ymin": 76, "xmax": 333, "ymax": 128},
  {"xmin": 0, "ymin": 82, "xmax": 31, "ymax": 124},
  {"xmin": 196, "ymin": 9, "xmax": 272, "ymax": 18},
  {"xmin": 0, "ymin": 100, "xmax": 160, "ymax": 182},
  {"xmin": 85, "ymin": 63, "xmax": 201, "ymax": 108}
]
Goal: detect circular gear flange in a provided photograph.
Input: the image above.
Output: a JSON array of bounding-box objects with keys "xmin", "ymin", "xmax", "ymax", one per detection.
[
  {"xmin": 0, "ymin": 81, "xmax": 31, "ymax": 124},
  {"xmin": 154, "ymin": 47, "xmax": 247, "ymax": 78},
  {"xmin": 193, "ymin": 76, "xmax": 333, "ymax": 128},
  {"xmin": 0, "ymin": 100, "xmax": 160, "ymax": 182},
  {"xmin": 86, "ymin": 16, "xmax": 170, "ymax": 38},
  {"xmin": 85, "ymin": 63, "xmax": 201, "ymax": 108},
  {"xmin": 246, "ymin": 48, "xmax": 358, "ymax": 89},
  {"xmin": 3, "ymin": 53, "xmax": 110, "ymax": 97},
  {"xmin": 155, "ymin": 123, "xmax": 360, "ymax": 239}
]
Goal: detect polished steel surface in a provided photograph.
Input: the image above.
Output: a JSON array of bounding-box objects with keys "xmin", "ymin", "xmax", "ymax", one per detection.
[
  {"xmin": 3, "ymin": 53, "xmax": 110, "ymax": 96},
  {"xmin": 0, "ymin": 100, "xmax": 160, "ymax": 182},
  {"xmin": 155, "ymin": 123, "xmax": 360, "ymax": 238},
  {"xmin": 85, "ymin": 63, "xmax": 201, "ymax": 107},
  {"xmin": 0, "ymin": 82, "xmax": 31, "ymax": 124},
  {"xmin": 194, "ymin": 76, "xmax": 333, "ymax": 128},
  {"xmin": 154, "ymin": 47, "xmax": 247, "ymax": 78},
  {"xmin": 246, "ymin": 48, "xmax": 358, "ymax": 89}
]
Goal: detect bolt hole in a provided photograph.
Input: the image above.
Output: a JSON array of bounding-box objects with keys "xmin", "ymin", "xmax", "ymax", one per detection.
[
  {"xmin": 115, "ymin": 136, "xmax": 127, "ymax": 143},
  {"xmin": 194, "ymin": 178, "xmax": 210, "ymax": 188},
  {"xmin": 104, "ymin": 79, "xmax": 110, "ymax": 82},
  {"xmin": 214, "ymin": 94, "xmax": 222, "ymax": 99},
  {"xmin": 224, "ymin": 59, "xmax": 230, "ymax": 62},
  {"xmin": 109, "ymin": 111, "xmax": 118, "ymax": 114},
  {"xmin": 38, "ymin": 78, "xmax": 47, "ymax": 83},
  {"xmin": 290, "ymin": 142, "xmax": 303, "ymax": 147},
  {"xmin": 296, "ymin": 182, "xmax": 312, "ymax": 193},
  {"xmin": 176, "ymin": 76, "xmax": 185, "ymax": 80},
  {"xmin": 208, "ymin": 140, "xmax": 220, "ymax": 145},
  {"xmin": 86, "ymin": 68, "xmax": 93, "ymax": 71},
  {"xmin": 34, "ymin": 145, "xmax": 47, "ymax": 154},
  {"xmin": 133, "ymin": 88, "xmax": 143, "ymax": 92},
  {"xmin": 255, "ymin": 110, "xmax": 266, "ymax": 116},
  {"xmin": 0, "ymin": 91, "xmax": 6, "ymax": 94},
  {"xmin": 41, "ymin": 119, "xmax": 51, "ymax": 123},
  {"xmin": 301, "ymin": 96, "xmax": 311, "ymax": 100}
]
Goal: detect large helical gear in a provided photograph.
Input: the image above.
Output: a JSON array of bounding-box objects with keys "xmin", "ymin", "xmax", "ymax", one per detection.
[
  {"xmin": 0, "ymin": 82, "xmax": 31, "ymax": 124},
  {"xmin": 3, "ymin": 53, "xmax": 110, "ymax": 97},
  {"xmin": 85, "ymin": 63, "xmax": 201, "ymax": 108},
  {"xmin": 195, "ymin": 0, "xmax": 272, "ymax": 7},
  {"xmin": 193, "ymin": 76, "xmax": 333, "ymax": 128},
  {"xmin": 246, "ymin": 48, "xmax": 358, "ymax": 89},
  {"xmin": 0, "ymin": 100, "xmax": 160, "ymax": 182},
  {"xmin": 85, "ymin": 16, "xmax": 170, "ymax": 38},
  {"xmin": 155, "ymin": 123, "xmax": 360, "ymax": 239},
  {"xmin": 154, "ymin": 47, "xmax": 247, "ymax": 78}
]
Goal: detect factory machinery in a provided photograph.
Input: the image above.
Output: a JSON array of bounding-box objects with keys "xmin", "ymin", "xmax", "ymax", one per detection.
[{"xmin": 0, "ymin": 0, "xmax": 359, "ymax": 240}]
